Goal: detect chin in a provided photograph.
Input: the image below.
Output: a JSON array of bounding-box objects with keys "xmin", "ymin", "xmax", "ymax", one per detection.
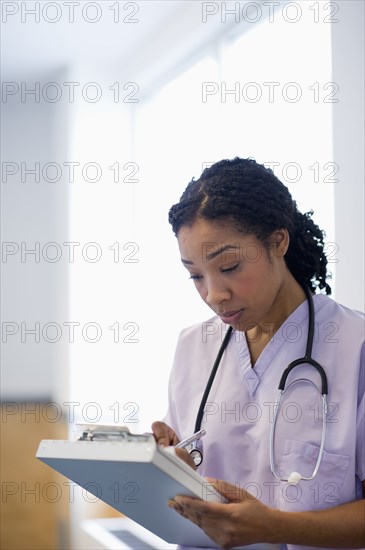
[{"xmin": 231, "ymin": 321, "xmax": 247, "ymax": 333}]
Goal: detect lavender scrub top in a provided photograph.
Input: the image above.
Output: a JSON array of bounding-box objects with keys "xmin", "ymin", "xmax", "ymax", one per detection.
[{"xmin": 163, "ymin": 294, "xmax": 365, "ymax": 550}]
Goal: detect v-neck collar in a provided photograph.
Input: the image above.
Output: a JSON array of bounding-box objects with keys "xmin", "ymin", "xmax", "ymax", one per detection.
[{"xmin": 233, "ymin": 294, "xmax": 327, "ymax": 398}]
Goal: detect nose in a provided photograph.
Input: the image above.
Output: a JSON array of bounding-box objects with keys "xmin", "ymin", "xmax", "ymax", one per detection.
[{"xmin": 204, "ymin": 278, "xmax": 231, "ymax": 308}]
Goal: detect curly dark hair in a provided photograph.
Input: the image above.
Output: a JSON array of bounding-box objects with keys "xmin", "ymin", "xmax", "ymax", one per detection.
[{"xmin": 168, "ymin": 157, "xmax": 331, "ymax": 294}]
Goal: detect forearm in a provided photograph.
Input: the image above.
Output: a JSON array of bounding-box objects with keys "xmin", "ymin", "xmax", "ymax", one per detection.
[{"xmin": 270, "ymin": 499, "xmax": 365, "ymax": 548}]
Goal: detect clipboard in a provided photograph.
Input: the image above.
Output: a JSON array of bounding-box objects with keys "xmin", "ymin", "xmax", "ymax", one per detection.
[{"xmin": 36, "ymin": 425, "xmax": 281, "ymax": 549}]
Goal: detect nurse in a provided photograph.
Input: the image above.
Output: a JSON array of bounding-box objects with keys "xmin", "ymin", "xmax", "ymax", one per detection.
[{"xmin": 152, "ymin": 157, "xmax": 365, "ymax": 550}]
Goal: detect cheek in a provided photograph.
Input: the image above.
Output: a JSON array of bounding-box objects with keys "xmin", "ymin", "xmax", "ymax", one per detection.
[
  {"xmin": 235, "ymin": 266, "xmax": 266, "ymax": 291},
  {"xmin": 243, "ymin": 254, "xmax": 274, "ymax": 281},
  {"xmin": 232, "ymin": 264, "xmax": 274, "ymax": 298}
]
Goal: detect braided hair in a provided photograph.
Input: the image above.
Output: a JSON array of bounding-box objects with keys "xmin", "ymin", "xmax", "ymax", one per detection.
[{"xmin": 168, "ymin": 157, "xmax": 331, "ymax": 294}]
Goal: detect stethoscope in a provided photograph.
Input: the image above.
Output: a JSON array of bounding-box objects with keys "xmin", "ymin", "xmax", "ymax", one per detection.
[{"xmin": 189, "ymin": 285, "xmax": 328, "ymax": 485}]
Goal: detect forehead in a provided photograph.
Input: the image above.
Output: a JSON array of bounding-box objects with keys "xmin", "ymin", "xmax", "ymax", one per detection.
[
  {"xmin": 178, "ymin": 219, "xmax": 248, "ymax": 246},
  {"xmin": 177, "ymin": 219, "xmax": 259, "ymax": 262}
]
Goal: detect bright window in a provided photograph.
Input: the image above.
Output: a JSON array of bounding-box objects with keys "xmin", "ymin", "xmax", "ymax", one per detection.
[{"xmin": 70, "ymin": 4, "xmax": 334, "ymax": 432}]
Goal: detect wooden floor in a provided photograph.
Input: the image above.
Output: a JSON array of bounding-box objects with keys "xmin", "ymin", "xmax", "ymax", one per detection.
[
  {"xmin": 1, "ymin": 403, "xmax": 123, "ymax": 550},
  {"xmin": 1, "ymin": 403, "xmax": 69, "ymax": 550}
]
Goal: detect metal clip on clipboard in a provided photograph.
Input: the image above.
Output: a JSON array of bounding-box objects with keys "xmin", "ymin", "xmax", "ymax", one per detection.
[{"xmin": 77, "ymin": 424, "xmax": 155, "ymax": 443}]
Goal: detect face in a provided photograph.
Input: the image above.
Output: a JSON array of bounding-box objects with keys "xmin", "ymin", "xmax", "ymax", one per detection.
[{"xmin": 177, "ymin": 218, "xmax": 291, "ymax": 333}]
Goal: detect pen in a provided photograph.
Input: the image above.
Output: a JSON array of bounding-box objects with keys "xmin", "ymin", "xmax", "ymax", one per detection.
[{"xmin": 175, "ymin": 429, "xmax": 206, "ymax": 449}]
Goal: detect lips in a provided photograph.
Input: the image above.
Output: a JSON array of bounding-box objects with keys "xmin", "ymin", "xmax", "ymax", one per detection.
[{"xmin": 218, "ymin": 309, "xmax": 244, "ymax": 325}]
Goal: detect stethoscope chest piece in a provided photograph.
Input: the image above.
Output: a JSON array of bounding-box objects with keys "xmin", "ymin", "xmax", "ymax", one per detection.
[{"xmin": 189, "ymin": 446, "xmax": 203, "ymax": 467}]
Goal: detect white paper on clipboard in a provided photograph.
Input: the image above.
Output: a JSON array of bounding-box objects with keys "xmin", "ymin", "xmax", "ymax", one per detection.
[{"xmin": 36, "ymin": 434, "xmax": 281, "ymax": 549}]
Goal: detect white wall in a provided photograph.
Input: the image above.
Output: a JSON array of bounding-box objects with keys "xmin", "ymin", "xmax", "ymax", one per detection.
[
  {"xmin": 332, "ymin": 0, "xmax": 365, "ymax": 311},
  {"xmin": 1, "ymin": 70, "xmax": 69, "ymax": 402},
  {"xmin": 1, "ymin": 4, "xmax": 363, "ymax": 406}
]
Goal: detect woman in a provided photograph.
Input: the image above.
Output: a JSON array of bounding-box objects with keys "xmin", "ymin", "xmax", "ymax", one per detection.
[{"xmin": 152, "ymin": 157, "xmax": 364, "ymax": 549}]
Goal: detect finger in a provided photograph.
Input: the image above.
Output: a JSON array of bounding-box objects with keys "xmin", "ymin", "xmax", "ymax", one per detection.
[
  {"xmin": 205, "ymin": 478, "xmax": 255, "ymax": 503},
  {"xmin": 169, "ymin": 496, "xmax": 238, "ymax": 547},
  {"xmin": 168, "ymin": 499, "xmax": 205, "ymax": 528},
  {"xmin": 151, "ymin": 421, "xmax": 179, "ymax": 446},
  {"xmin": 151, "ymin": 421, "xmax": 170, "ymax": 446},
  {"xmin": 175, "ymin": 448, "xmax": 196, "ymax": 469},
  {"xmin": 169, "ymin": 498, "xmax": 229, "ymax": 541},
  {"xmin": 172, "ymin": 495, "xmax": 223, "ymax": 517}
]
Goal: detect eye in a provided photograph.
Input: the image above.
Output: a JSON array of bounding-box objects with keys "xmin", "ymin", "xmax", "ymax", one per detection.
[
  {"xmin": 189, "ymin": 274, "xmax": 203, "ymax": 281},
  {"xmin": 221, "ymin": 264, "xmax": 239, "ymax": 273}
]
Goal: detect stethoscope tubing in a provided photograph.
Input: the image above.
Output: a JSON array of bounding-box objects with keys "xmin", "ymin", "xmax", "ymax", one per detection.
[
  {"xmin": 191, "ymin": 285, "xmax": 328, "ymax": 480},
  {"xmin": 194, "ymin": 325, "xmax": 233, "ymax": 434},
  {"xmin": 270, "ymin": 389, "xmax": 328, "ymax": 482}
]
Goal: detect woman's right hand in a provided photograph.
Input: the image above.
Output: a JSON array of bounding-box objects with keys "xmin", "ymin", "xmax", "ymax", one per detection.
[
  {"xmin": 151, "ymin": 421, "xmax": 180, "ymax": 447},
  {"xmin": 151, "ymin": 421, "xmax": 196, "ymax": 470}
]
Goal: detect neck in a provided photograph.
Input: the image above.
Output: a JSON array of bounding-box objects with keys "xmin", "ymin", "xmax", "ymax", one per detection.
[{"xmin": 247, "ymin": 276, "xmax": 307, "ymax": 342}]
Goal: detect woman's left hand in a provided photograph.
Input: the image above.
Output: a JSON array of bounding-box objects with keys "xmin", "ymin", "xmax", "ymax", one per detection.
[{"xmin": 168, "ymin": 478, "xmax": 277, "ymax": 549}]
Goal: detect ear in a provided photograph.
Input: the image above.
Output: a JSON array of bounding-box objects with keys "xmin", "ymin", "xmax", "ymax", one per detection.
[{"xmin": 268, "ymin": 229, "xmax": 289, "ymax": 258}]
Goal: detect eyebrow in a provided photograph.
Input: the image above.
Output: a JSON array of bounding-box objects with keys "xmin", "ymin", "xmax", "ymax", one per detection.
[{"xmin": 181, "ymin": 244, "xmax": 240, "ymax": 265}]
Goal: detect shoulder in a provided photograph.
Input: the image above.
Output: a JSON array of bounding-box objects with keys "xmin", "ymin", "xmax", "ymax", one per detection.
[
  {"xmin": 314, "ymin": 294, "xmax": 364, "ymax": 336},
  {"xmin": 170, "ymin": 315, "xmax": 232, "ymax": 387},
  {"xmin": 176, "ymin": 314, "xmax": 227, "ymax": 348},
  {"xmin": 314, "ymin": 294, "xmax": 365, "ymax": 394},
  {"xmin": 173, "ymin": 314, "xmax": 237, "ymax": 364}
]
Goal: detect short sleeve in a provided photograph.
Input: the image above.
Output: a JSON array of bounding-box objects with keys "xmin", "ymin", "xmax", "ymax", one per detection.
[
  {"xmin": 160, "ymin": 330, "xmax": 184, "ymax": 438},
  {"xmin": 356, "ymin": 341, "xmax": 365, "ymax": 480},
  {"xmin": 161, "ymin": 372, "xmax": 180, "ymax": 436}
]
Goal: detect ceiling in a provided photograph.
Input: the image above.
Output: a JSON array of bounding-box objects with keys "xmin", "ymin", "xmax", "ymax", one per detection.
[
  {"xmin": 1, "ymin": 2, "xmax": 175, "ymax": 74},
  {"xmin": 1, "ymin": 1, "xmax": 242, "ymax": 92}
]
